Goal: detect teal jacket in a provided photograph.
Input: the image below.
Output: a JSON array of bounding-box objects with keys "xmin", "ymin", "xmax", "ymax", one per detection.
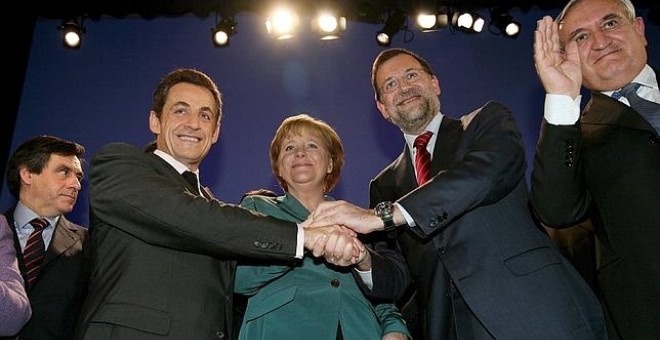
[{"xmin": 235, "ymin": 194, "xmax": 410, "ymax": 340}]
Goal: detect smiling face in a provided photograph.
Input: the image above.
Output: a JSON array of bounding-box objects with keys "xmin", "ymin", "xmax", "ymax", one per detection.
[
  {"xmin": 150, "ymin": 82, "xmax": 220, "ymax": 170},
  {"xmin": 276, "ymin": 128, "xmax": 333, "ymax": 196},
  {"xmin": 19, "ymin": 154, "xmax": 83, "ymax": 218},
  {"xmin": 558, "ymin": 0, "xmax": 647, "ymax": 91},
  {"xmin": 375, "ymin": 53, "xmax": 441, "ymax": 135}
]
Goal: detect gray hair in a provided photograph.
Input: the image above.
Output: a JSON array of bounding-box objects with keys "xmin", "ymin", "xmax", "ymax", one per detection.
[{"xmin": 557, "ymin": 0, "xmax": 636, "ymax": 23}]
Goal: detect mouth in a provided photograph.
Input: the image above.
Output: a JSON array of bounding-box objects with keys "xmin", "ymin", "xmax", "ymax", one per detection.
[
  {"xmin": 397, "ymin": 94, "xmax": 421, "ymax": 106},
  {"xmin": 177, "ymin": 134, "xmax": 202, "ymax": 143},
  {"xmin": 593, "ymin": 48, "xmax": 621, "ymax": 64}
]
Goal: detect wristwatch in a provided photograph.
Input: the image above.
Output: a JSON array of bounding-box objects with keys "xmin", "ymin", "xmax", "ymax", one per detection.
[{"xmin": 374, "ymin": 201, "xmax": 396, "ymax": 235}]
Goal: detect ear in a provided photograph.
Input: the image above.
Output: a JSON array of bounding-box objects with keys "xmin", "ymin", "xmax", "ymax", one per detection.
[
  {"xmin": 19, "ymin": 166, "xmax": 34, "ymax": 186},
  {"xmin": 210, "ymin": 121, "xmax": 220, "ymax": 144},
  {"xmin": 327, "ymin": 158, "xmax": 333, "ymax": 174},
  {"xmin": 431, "ymin": 75, "xmax": 441, "ymax": 96},
  {"xmin": 376, "ymin": 100, "xmax": 389, "ymax": 120},
  {"xmin": 633, "ymin": 17, "xmax": 647, "ymax": 46},
  {"xmin": 149, "ymin": 111, "xmax": 161, "ymax": 134}
]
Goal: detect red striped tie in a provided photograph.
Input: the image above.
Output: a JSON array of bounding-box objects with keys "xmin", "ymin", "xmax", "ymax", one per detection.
[
  {"xmin": 414, "ymin": 131, "xmax": 433, "ymax": 185},
  {"xmin": 24, "ymin": 218, "xmax": 48, "ymax": 288}
]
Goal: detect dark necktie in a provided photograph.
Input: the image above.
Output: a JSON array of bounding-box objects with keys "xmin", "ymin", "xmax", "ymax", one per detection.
[
  {"xmin": 414, "ymin": 131, "xmax": 433, "ymax": 185},
  {"xmin": 612, "ymin": 82, "xmax": 660, "ymax": 133},
  {"xmin": 24, "ymin": 218, "xmax": 48, "ymax": 288},
  {"xmin": 182, "ymin": 171, "xmax": 200, "ymax": 194}
]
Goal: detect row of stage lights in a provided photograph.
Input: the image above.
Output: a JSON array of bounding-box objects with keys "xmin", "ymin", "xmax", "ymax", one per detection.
[{"xmin": 59, "ymin": 5, "xmax": 521, "ymax": 49}]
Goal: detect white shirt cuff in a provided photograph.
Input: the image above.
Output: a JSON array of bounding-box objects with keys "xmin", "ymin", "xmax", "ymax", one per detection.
[
  {"xmin": 394, "ymin": 202, "xmax": 416, "ymax": 227},
  {"xmin": 544, "ymin": 94, "xmax": 581, "ymax": 125},
  {"xmin": 296, "ymin": 224, "xmax": 304, "ymax": 259},
  {"xmin": 355, "ymin": 269, "xmax": 374, "ymax": 290}
]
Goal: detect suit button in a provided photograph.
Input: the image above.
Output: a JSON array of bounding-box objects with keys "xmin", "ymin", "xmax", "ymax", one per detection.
[
  {"xmin": 430, "ymin": 220, "xmax": 438, "ymax": 227},
  {"xmin": 438, "ymin": 247, "xmax": 446, "ymax": 254},
  {"xmin": 253, "ymin": 241, "xmax": 261, "ymax": 247},
  {"xmin": 650, "ymin": 136, "xmax": 659, "ymax": 146},
  {"xmin": 215, "ymin": 330, "xmax": 225, "ymax": 339},
  {"xmin": 330, "ymin": 279, "xmax": 340, "ymax": 288}
]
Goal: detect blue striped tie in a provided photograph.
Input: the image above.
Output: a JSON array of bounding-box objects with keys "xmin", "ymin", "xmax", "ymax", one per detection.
[{"xmin": 612, "ymin": 83, "xmax": 660, "ymax": 134}]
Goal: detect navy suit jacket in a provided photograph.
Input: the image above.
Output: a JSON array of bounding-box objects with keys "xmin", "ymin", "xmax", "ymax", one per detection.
[
  {"xmin": 531, "ymin": 74, "xmax": 660, "ymax": 339},
  {"xmin": 370, "ymin": 101, "xmax": 607, "ymax": 340}
]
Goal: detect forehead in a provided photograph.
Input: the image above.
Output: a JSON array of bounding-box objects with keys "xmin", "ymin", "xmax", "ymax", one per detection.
[
  {"xmin": 46, "ymin": 154, "xmax": 82, "ymax": 170},
  {"xmin": 377, "ymin": 54, "xmax": 422, "ymax": 80},
  {"xmin": 560, "ymin": 0, "xmax": 623, "ymax": 33},
  {"xmin": 166, "ymin": 82, "xmax": 216, "ymax": 108}
]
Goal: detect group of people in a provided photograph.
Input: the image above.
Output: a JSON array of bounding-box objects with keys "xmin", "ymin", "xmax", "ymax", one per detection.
[{"xmin": 1, "ymin": 0, "xmax": 656, "ymax": 339}]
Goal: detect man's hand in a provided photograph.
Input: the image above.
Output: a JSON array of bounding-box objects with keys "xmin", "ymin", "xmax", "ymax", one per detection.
[
  {"xmin": 382, "ymin": 332, "xmax": 409, "ymax": 340},
  {"xmin": 307, "ymin": 200, "xmax": 383, "ymax": 234},
  {"xmin": 534, "ymin": 15, "xmax": 582, "ymax": 98},
  {"xmin": 303, "ymin": 225, "xmax": 361, "ymax": 266}
]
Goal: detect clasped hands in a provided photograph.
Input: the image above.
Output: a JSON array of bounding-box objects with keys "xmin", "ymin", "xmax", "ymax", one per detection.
[{"xmin": 301, "ymin": 200, "xmax": 386, "ymax": 269}]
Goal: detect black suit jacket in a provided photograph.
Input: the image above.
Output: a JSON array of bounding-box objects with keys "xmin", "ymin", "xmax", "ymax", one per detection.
[
  {"xmin": 74, "ymin": 143, "xmax": 301, "ymax": 340},
  {"xmin": 2, "ymin": 209, "xmax": 88, "ymax": 340},
  {"xmin": 370, "ymin": 102, "xmax": 607, "ymax": 340},
  {"xmin": 531, "ymin": 78, "xmax": 660, "ymax": 339}
]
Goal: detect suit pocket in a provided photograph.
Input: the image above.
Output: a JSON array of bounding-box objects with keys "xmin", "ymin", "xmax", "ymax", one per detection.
[
  {"xmin": 243, "ymin": 286, "xmax": 297, "ymax": 322},
  {"xmin": 503, "ymin": 246, "xmax": 561, "ymax": 275},
  {"xmin": 90, "ymin": 303, "xmax": 171, "ymax": 335}
]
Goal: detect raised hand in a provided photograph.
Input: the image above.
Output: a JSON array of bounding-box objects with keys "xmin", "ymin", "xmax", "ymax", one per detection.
[{"xmin": 534, "ymin": 15, "xmax": 582, "ymax": 98}]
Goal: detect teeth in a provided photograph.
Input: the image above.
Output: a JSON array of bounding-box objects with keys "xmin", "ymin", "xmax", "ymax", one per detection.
[{"xmin": 179, "ymin": 136, "xmax": 199, "ymax": 142}]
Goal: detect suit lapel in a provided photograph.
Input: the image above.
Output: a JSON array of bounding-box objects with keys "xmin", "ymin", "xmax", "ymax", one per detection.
[
  {"xmin": 45, "ymin": 217, "xmax": 85, "ymax": 263},
  {"xmin": 390, "ymin": 116, "xmax": 464, "ymax": 195},
  {"xmin": 430, "ymin": 116, "xmax": 463, "ymax": 176},
  {"xmin": 583, "ymin": 91, "xmax": 656, "ymax": 134}
]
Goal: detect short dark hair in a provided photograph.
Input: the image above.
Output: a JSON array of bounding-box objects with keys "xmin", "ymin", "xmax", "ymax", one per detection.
[
  {"xmin": 6, "ymin": 135, "xmax": 85, "ymax": 199},
  {"xmin": 151, "ymin": 68, "xmax": 223, "ymax": 121},
  {"xmin": 371, "ymin": 48, "xmax": 435, "ymax": 102}
]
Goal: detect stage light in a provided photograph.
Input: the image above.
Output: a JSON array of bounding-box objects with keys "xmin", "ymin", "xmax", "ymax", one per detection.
[
  {"xmin": 490, "ymin": 10, "xmax": 521, "ymax": 38},
  {"xmin": 311, "ymin": 12, "xmax": 346, "ymax": 40},
  {"xmin": 376, "ymin": 9, "xmax": 407, "ymax": 46},
  {"xmin": 211, "ymin": 16, "xmax": 237, "ymax": 47},
  {"xmin": 452, "ymin": 11, "xmax": 485, "ymax": 33},
  {"xmin": 415, "ymin": 8, "xmax": 450, "ymax": 32},
  {"xmin": 59, "ymin": 19, "xmax": 85, "ymax": 49},
  {"xmin": 265, "ymin": 6, "xmax": 299, "ymax": 40}
]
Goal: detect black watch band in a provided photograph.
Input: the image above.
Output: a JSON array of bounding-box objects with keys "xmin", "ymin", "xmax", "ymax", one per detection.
[{"xmin": 374, "ymin": 201, "xmax": 397, "ymax": 236}]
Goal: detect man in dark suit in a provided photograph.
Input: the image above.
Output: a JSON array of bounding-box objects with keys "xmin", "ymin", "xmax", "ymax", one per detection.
[
  {"xmin": 309, "ymin": 48, "xmax": 607, "ymax": 339},
  {"xmin": 532, "ymin": 0, "xmax": 659, "ymax": 338},
  {"xmin": 73, "ymin": 68, "xmax": 362, "ymax": 340},
  {"xmin": 2, "ymin": 135, "xmax": 88, "ymax": 340}
]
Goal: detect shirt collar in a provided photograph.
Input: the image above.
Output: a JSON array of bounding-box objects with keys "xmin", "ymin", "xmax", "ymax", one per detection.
[
  {"xmin": 404, "ymin": 112, "xmax": 444, "ymax": 150},
  {"xmin": 602, "ymin": 64, "xmax": 658, "ymax": 96},
  {"xmin": 14, "ymin": 201, "xmax": 59, "ymax": 231},
  {"xmin": 153, "ymin": 149, "xmax": 201, "ymax": 178}
]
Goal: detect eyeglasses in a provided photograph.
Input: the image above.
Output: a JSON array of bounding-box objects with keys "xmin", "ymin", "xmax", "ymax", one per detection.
[{"xmin": 380, "ymin": 68, "xmax": 428, "ymax": 94}]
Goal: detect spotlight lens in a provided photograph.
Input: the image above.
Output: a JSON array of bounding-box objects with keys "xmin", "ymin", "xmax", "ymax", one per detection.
[
  {"xmin": 473, "ymin": 18, "xmax": 485, "ymax": 32},
  {"xmin": 64, "ymin": 32, "xmax": 81, "ymax": 47},
  {"xmin": 457, "ymin": 13, "xmax": 473, "ymax": 28},
  {"xmin": 376, "ymin": 32, "xmax": 390, "ymax": 45},
  {"xmin": 416, "ymin": 13, "xmax": 437, "ymax": 30},
  {"xmin": 214, "ymin": 31, "xmax": 229, "ymax": 45},
  {"xmin": 505, "ymin": 23, "xmax": 520, "ymax": 36},
  {"xmin": 318, "ymin": 14, "xmax": 338, "ymax": 33}
]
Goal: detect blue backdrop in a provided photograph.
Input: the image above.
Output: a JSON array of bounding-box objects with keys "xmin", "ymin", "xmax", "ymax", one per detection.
[{"xmin": 2, "ymin": 6, "xmax": 659, "ymax": 225}]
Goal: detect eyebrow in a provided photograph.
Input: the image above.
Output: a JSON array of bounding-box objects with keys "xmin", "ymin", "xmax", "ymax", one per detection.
[{"xmin": 567, "ymin": 12, "xmax": 623, "ymax": 41}]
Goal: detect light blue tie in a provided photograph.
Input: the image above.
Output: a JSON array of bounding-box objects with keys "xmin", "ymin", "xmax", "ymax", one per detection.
[{"xmin": 612, "ymin": 82, "xmax": 660, "ymax": 134}]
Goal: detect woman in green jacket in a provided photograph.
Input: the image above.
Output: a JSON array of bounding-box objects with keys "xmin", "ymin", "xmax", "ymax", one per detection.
[{"xmin": 235, "ymin": 114, "xmax": 410, "ymax": 340}]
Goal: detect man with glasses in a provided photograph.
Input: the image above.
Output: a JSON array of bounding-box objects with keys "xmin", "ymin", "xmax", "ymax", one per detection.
[{"xmin": 308, "ymin": 48, "xmax": 607, "ymax": 339}]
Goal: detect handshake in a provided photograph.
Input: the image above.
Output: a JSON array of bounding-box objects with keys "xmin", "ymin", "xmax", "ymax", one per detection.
[{"xmin": 299, "ymin": 200, "xmax": 402, "ymax": 270}]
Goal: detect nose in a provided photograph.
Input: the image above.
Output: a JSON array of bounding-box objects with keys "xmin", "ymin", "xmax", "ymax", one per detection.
[
  {"xmin": 591, "ymin": 30, "xmax": 611, "ymax": 50},
  {"xmin": 295, "ymin": 149, "xmax": 307, "ymax": 157},
  {"xmin": 185, "ymin": 114, "xmax": 201, "ymax": 128},
  {"xmin": 70, "ymin": 177, "xmax": 82, "ymax": 191}
]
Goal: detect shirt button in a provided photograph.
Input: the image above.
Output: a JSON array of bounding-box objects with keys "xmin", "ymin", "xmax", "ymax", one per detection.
[
  {"xmin": 330, "ymin": 279, "xmax": 340, "ymax": 288},
  {"xmin": 215, "ymin": 330, "xmax": 225, "ymax": 339}
]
